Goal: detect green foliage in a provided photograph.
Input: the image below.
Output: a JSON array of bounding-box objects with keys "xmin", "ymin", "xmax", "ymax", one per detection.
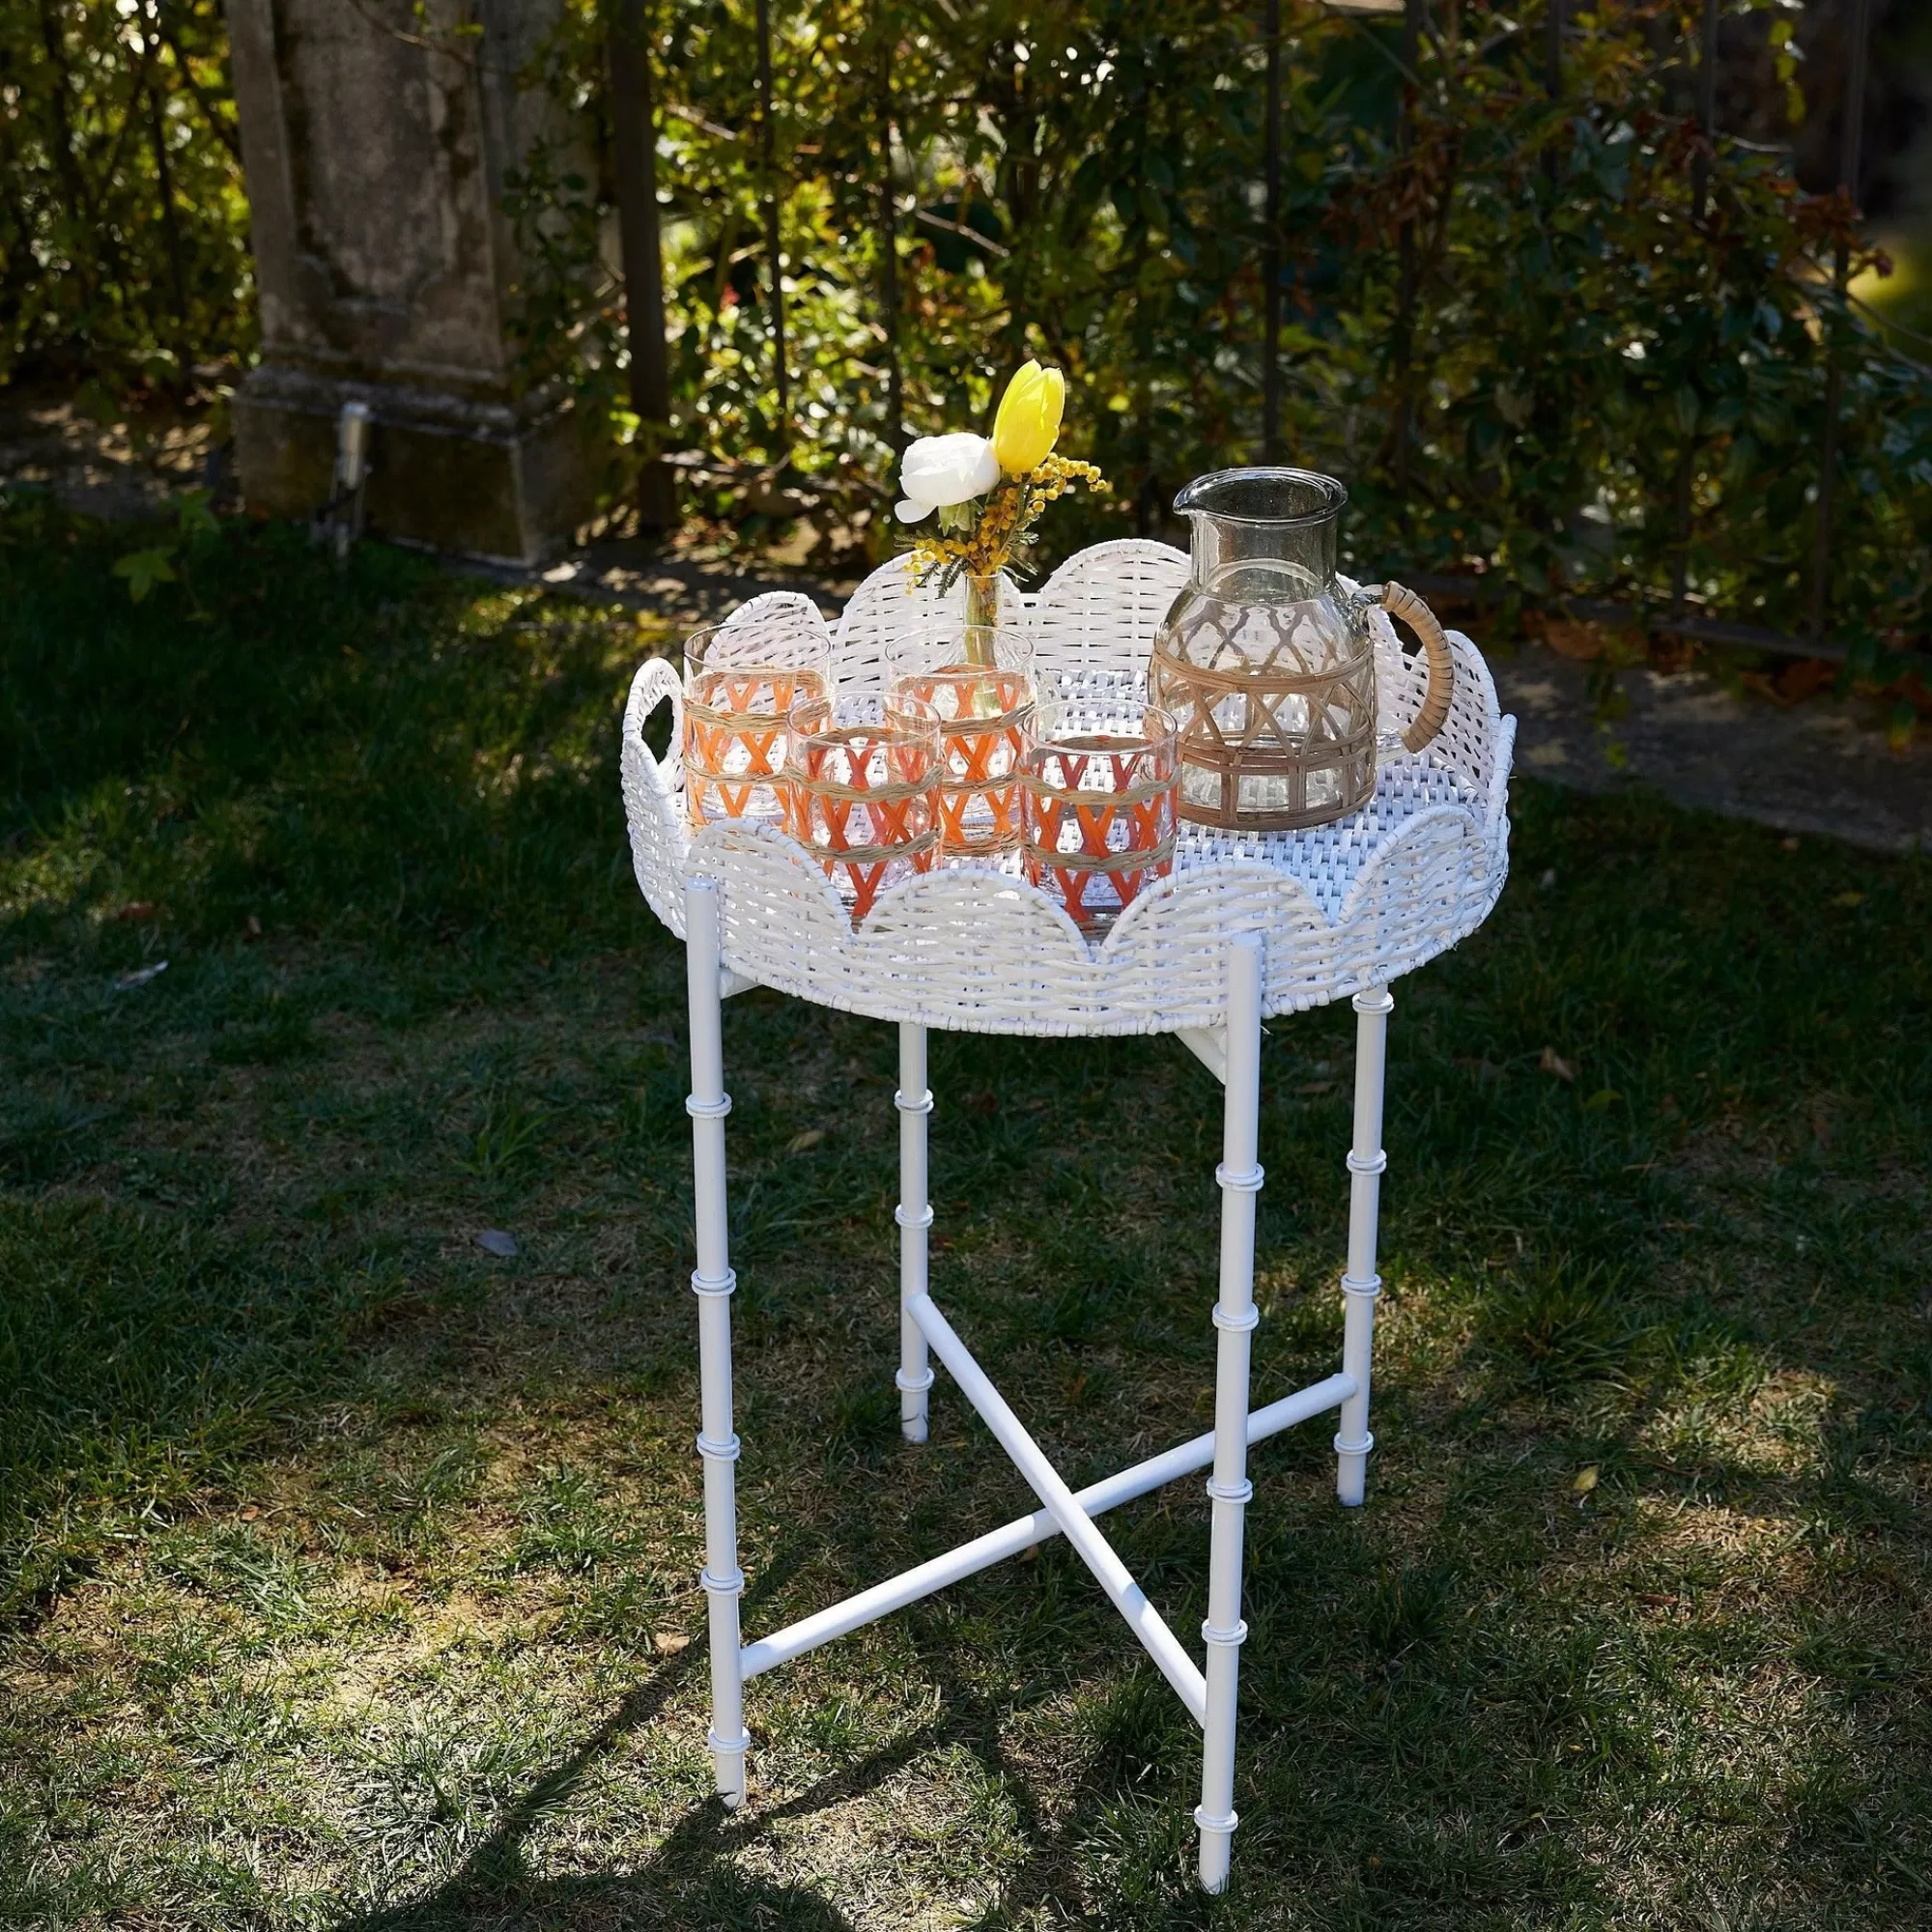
[
  {"xmin": 0, "ymin": 0, "xmax": 251, "ymax": 393},
  {"xmin": 108, "ymin": 543, "xmax": 174, "ymax": 601},
  {"xmin": 7, "ymin": 0, "xmax": 1928, "ymax": 664},
  {"xmin": 109, "ymin": 484, "xmax": 216, "ymax": 603},
  {"xmin": 1340, "ymin": 1, "xmax": 1932, "ymax": 675},
  {"xmin": 512, "ymin": 0, "xmax": 1929, "ymax": 661}
]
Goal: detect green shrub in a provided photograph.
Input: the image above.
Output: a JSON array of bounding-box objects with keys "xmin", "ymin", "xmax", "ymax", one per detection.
[{"xmin": 7, "ymin": 0, "xmax": 1927, "ymax": 669}]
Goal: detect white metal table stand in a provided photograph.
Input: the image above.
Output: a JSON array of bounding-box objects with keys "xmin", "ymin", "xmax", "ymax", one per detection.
[{"xmin": 622, "ymin": 538, "xmax": 1514, "ymax": 1892}]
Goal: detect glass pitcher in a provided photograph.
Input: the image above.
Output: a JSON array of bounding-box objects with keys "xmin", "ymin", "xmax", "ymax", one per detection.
[{"xmin": 1149, "ymin": 469, "xmax": 1455, "ymax": 832}]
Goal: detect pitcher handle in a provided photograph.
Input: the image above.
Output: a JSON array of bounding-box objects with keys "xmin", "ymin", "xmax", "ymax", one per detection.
[{"xmin": 1368, "ymin": 581, "xmax": 1456, "ymax": 755}]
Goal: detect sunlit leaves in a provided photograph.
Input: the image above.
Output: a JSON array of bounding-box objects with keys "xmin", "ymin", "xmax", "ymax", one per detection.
[{"xmin": 1, "ymin": 0, "xmax": 251, "ymax": 392}]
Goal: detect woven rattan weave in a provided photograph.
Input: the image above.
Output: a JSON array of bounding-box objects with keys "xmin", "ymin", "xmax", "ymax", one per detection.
[{"xmin": 1149, "ymin": 577, "xmax": 1459, "ymax": 834}]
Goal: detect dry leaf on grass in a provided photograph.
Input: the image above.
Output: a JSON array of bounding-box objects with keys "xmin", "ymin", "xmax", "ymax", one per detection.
[{"xmin": 1539, "ymin": 1046, "xmax": 1577, "ymax": 1083}]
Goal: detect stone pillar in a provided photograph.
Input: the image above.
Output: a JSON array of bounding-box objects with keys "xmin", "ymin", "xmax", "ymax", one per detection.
[{"xmin": 228, "ymin": 0, "xmax": 597, "ymax": 564}]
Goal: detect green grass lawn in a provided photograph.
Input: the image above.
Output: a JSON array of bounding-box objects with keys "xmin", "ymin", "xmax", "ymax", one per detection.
[{"xmin": 2, "ymin": 492, "xmax": 1929, "ymax": 1930}]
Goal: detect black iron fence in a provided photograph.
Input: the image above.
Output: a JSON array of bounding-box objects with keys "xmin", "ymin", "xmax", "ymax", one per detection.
[
  {"xmin": 538, "ymin": 0, "xmax": 1932, "ymax": 708},
  {"xmin": 5, "ymin": 1, "xmax": 1928, "ymax": 708}
]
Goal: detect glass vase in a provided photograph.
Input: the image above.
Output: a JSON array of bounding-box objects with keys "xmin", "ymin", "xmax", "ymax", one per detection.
[
  {"xmin": 963, "ymin": 570, "xmax": 1001, "ymax": 668},
  {"xmin": 886, "ymin": 608, "xmax": 1035, "ymax": 862}
]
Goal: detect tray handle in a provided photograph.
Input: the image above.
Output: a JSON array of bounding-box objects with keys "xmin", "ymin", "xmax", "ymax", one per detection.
[{"xmin": 625, "ymin": 654, "xmax": 686, "ymax": 800}]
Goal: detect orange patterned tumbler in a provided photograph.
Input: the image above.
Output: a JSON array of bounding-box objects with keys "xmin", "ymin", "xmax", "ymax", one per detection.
[
  {"xmin": 1021, "ymin": 699, "xmax": 1179, "ymax": 930},
  {"xmin": 886, "ymin": 632, "xmax": 1035, "ymax": 859},
  {"xmin": 784, "ymin": 693, "xmax": 942, "ymax": 923},
  {"xmin": 682, "ymin": 612, "xmax": 829, "ymax": 829}
]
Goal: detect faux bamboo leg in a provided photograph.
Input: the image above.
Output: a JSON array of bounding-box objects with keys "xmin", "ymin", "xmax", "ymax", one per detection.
[
  {"xmin": 1336, "ymin": 984, "xmax": 1391, "ymax": 1508},
  {"xmin": 686, "ymin": 878, "xmax": 749, "ymax": 1807},
  {"xmin": 895, "ymin": 1022, "xmax": 935, "ymax": 1443},
  {"xmin": 1197, "ymin": 933, "xmax": 1264, "ymax": 1893}
]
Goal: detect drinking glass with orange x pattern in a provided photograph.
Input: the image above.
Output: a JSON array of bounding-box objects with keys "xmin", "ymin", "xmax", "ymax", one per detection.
[
  {"xmin": 886, "ymin": 630, "xmax": 1035, "ymax": 860},
  {"xmin": 682, "ymin": 612, "xmax": 830, "ymax": 829},
  {"xmin": 1021, "ymin": 697, "xmax": 1179, "ymax": 930},
  {"xmin": 784, "ymin": 693, "xmax": 942, "ymax": 923}
]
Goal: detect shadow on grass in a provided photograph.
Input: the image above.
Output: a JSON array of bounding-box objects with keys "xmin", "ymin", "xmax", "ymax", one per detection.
[
  {"xmin": 0, "ymin": 491, "xmax": 668, "ymax": 962},
  {"xmin": 341, "ymin": 1603, "xmax": 1197, "ymax": 1932},
  {"xmin": 339, "ymin": 1629, "xmax": 879, "ymax": 1932}
]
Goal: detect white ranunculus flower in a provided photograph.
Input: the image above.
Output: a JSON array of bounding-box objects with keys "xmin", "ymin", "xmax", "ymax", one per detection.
[{"xmin": 895, "ymin": 433, "xmax": 1002, "ymax": 523}]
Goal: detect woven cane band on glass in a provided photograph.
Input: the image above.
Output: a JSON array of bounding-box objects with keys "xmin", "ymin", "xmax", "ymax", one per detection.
[
  {"xmin": 682, "ymin": 612, "xmax": 831, "ymax": 829},
  {"xmin": 784, "ymin": 694, "xmax": 941, "ymax": 923},
  {"xmin": 1021, "ymin": 703, "xmax": 1179, "ymax": 931},
  {"xmin": 889, "ymin": 666, "xmax": 1034, "ymax": 859},
  {"xmin": 1151, "ymin": 606, "xmax": 1377, "ymax": 834}
]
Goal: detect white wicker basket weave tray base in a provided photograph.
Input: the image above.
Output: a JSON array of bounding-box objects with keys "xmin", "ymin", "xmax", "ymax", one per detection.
[{"xmin": 622, "ymin": 539, "xmax": 1516, "ymax": 1034}]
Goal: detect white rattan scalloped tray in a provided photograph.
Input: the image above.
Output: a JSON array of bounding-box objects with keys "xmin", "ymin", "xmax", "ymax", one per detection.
[{"xmin": 621, "ymin": 539, "xmax": 1515, "ymax": 1036}]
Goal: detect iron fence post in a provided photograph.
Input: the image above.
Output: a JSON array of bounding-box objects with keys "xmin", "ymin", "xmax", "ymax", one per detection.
[
  {"xmin": 1542, "ymin": 0, "xmax": 1564, "ymax": 187},
  {"xmin": 1690, "ymin": 0, "xmax": 1719, "ymax": 224},
  {"xmin": 1671, "ymin": 0, "xmax": 1721, "ymax": 613},
  {"xmin": 876, "ymin": 3, "xmax": 903, "ymax": 458},
  {"xmin": 756, "ymin": 0, "xmax": 791, "ymax": 457},
  {"xmin": 1263, "ymin": 0, "xmax": 1282, "ymax": 463},
  {"xmin": 609, "ymin": 0, "xmax": 677, "ymax": 533},
  {"xmin": 1809, "ymin": 0, "xmax": 1872, "ymax": 639},
  {"xmin": 1391, "ymin": 0, "xmax": 1423, "ymax": 497}
]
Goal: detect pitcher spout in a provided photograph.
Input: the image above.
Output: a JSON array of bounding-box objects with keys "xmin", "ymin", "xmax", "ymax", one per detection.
[{"xmin": 1173, "ymin": 468, "xmax": 1347, "ymax": 605}]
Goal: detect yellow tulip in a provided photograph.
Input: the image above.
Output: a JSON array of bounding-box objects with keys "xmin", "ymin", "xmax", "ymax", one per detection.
[{"xmin": 991, "ymin": 359, "xmax": 1065, "ymax": 475}]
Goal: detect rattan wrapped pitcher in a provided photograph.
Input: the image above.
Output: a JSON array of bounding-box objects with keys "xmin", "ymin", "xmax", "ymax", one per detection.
[{"xmin": 1150, "ymin": 469, "xmax": 1455, "ymax": 832}]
